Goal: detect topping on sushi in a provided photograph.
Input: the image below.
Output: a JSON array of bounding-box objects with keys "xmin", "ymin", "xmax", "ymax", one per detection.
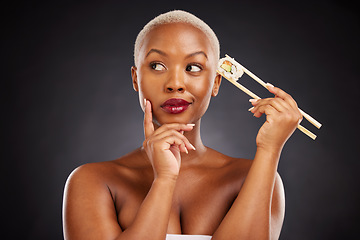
[
  {"xmin": 217, "ymin": 55, "xmax": 244, "ymax": 81},
  {"xmin": 220, "ymin": 60, "xmax": 232, "ymax": 72}
]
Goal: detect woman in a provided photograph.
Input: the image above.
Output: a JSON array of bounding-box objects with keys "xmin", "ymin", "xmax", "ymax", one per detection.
[{"xmin": 63, "ymin": 10, "xmax": 302, "ymax": 240}]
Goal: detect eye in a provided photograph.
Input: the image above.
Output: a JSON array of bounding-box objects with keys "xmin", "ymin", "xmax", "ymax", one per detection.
[
  {"xmin": 186, "ymin": 64, "xmax": 202, "ymax": 72},
  {"xmin": 150, "ymin": 62, "xmax": 166, "ymax": 71}
]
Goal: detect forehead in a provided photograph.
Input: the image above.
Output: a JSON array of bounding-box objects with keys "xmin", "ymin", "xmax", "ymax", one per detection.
[{"xmin": 139, "ymin": 23, "xmax": 215, "ymax": 60}]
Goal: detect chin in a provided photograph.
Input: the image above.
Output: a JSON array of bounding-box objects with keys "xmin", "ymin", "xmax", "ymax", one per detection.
[{"xmin": 153, "ymin": 113, "xmax": 196, "ymax": 126}]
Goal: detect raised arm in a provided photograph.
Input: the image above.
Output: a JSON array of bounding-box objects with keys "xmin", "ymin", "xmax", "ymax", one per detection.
[
  {"xmin": 213, "ymin": 84, "xmax": 301, "ymax": 240},
  {"xmin": 63, "ymin": 100, "xmax": 195, "ymax": 240}
]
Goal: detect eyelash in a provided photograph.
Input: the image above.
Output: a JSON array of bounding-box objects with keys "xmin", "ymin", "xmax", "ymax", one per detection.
[
  {"xmin": 186, "ymin": 63, "xmax": 203, "ymax": 72},
  {"xmin": 150, "ymin": 62, "xmax": 166, "ymax": 71},
  {"xmin": 149, "ymin": 62, "xmax": 203, "ymax": 72}
]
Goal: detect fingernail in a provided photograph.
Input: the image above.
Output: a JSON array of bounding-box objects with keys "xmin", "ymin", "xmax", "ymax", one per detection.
[
  {"xmin": 249, "ymin": 99, "xmax": 258, "ymax": 103},
  {"xmin": 187, "ymin": 123, "xmax": 195, "ymax": 127},
  {"xmin": 248, "ymin": 106, "xmax": 254, "ymax": 111},
  {"xmin": 189, "ymin": 143, "xmax": 196, "ymax": 150},
  {"xmin": 143, "ymin": 98, "xmax": 147, "ymax": 106},
  {"xmin": 266, "ymin": 83, "xmax": 274, "ymax": 89},
  {"xmin": 185, "ymin": 148, "xmax": 189, "ymax": 154}
]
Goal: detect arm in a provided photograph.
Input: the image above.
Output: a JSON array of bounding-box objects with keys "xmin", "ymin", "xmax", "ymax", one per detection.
[
  {"xmin": 213, "ymin": 85, "xmax": 300, "ymax": 240},
  {"xmin": 63, "ymin": 100, "xmax": 195, "ymax": 240}
]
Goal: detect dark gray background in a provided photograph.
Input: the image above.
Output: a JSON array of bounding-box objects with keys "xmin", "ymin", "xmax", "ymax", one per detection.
[{"xmin": 4, "ymin": 0, "xmax": 360, "ymax": 239}]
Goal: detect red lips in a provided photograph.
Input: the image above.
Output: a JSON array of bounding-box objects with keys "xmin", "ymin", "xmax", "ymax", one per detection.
[{"xmin": 161, "ymin": 98, "xmax": 191, "ymax": 114}]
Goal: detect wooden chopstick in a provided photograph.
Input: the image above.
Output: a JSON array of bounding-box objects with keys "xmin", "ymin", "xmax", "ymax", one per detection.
[
  {"xmin": 217, "ymin": 70, "xmax": 317, "ymax": 140},
  {"xmin": 225, "ymin": 54, "xmax": 322, "ymax": 129}
]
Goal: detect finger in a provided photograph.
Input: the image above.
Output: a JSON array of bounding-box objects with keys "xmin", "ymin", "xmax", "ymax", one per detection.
[
  {"xmin": 266, "ymin": 85, "xmax": 302, "ymax": 121},
  {"xmin": 266, "ymin": 84, "xmax": 298, "ymax": 110},
  {"xmin": 180, "ymin": 142, "xmax": 188, "ymax": 154},
  {"xmin": 251, "ymin": 97, "xmax": 290, "ymax": 113},
  {"xmin": 252, "ymin": 104, "xmax": 278, "ymax": 119},
  {"xmin": 161, "ymin": 135, "xmax": 190, "ymax": 152},
  {"xmin": 152, "ymin": 129, "xmax": 195, "ymax": 151},
  {"xmin": 250, "ymin": 97, "xmax": 303, "ymax": 125},
  {"xmin": 153, "ymin": 123, "xmax": 195, "ymax": 137},
  {"xmin": 144, "ymin": 99, "xmax": 155, "ymax": 138}
]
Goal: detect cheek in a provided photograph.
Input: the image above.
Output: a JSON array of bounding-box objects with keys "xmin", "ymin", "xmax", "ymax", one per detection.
[
  {"xmin": 189, "ymin": 77, "xmax": 214, "ymax": 110},
  {"xmin": 191, "ymin": 75, "xmax": 214, "ymax": 99},
  {"xmin": 137, "ymin": 71, "xmax": 160, "ymax": 98}
]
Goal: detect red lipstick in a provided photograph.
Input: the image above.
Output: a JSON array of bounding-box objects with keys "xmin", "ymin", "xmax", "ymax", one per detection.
[{"xmin": 161, "ymin": 98, "xmax": 191, "ymax": 114}]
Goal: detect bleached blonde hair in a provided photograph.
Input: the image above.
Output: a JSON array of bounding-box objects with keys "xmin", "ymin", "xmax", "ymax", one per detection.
[{"xmin": 134, "ymin": 10, "xmax": 220, "ymax": 67}]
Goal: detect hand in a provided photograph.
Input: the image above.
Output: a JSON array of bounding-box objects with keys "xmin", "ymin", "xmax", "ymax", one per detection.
[
  {"xmin": 249, "ymin": 84, "xmax": 302, "ymax": 153},
  {"xmin": 142, "ymin": 99, "xmax": 195, "ymax": 180}
]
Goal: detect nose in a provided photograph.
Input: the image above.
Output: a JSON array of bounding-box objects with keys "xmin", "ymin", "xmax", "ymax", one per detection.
[{"xmin": 165, "ymin": 67, "xmax": 186, "ymax": 93}]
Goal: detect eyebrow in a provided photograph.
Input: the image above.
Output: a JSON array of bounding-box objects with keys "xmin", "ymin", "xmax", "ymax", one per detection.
[
  {"xmin": 145, "ymin": 49, "xmax": 167, "ymax": 58},
  {"xmin": 185, "ymin": 51, "xmax": 208, "ymax": 59},
  {"xmin": 145, "ymin": 49, "xmax": 208, "ymax": 59}
]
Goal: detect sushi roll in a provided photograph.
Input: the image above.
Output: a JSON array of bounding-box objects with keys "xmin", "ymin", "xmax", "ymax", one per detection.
[{"xmin": 217, "ymin": 55, "xmax": 244, "ymax": 81}]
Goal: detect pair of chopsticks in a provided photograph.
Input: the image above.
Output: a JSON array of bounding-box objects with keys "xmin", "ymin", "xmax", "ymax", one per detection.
[{"xmin": 217, "ymin": 54, "xmax": 321, "ymax": 140}]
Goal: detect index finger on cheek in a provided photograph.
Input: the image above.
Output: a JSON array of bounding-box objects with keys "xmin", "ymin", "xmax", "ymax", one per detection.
[{"xmin": 144, "ymin": 99, "xmax": 154, "ymax": 138}]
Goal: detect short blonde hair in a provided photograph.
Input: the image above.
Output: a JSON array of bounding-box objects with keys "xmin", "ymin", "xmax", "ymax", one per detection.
[{"xmin": 134, "ymin": 10, "xmax": 220, "ymax": 66}]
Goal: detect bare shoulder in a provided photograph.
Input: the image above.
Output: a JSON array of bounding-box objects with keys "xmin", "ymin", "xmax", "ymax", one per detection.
[
  {"xmin": 66, "ymin": 160, "xmax": 114, "ymax": 184},
  {"xmin": 204, "ymin": 147, "xmax": 284, "ymax": 191},
  {"xmin": 63, "ymin": 147, "xmax": 153, "ymax": 213},
  {"xmin": 204, "ymin": 147, "xmax": 253, "ymax": 178},
  {"xmin": 65, "ymin": 148, "xmax": 149, "ymax": 187}
]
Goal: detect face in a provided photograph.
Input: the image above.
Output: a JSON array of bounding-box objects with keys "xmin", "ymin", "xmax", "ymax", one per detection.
[{"xmin": 131, "ymin": 23, "xmax": 221, "ymax": 126}]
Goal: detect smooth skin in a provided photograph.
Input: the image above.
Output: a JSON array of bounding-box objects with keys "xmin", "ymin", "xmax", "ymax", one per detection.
[{"xmin": 63, "ymin": 23, "xmax": 302, "ymax": 240}]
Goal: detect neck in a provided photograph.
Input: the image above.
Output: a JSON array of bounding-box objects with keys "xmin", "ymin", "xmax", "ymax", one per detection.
[
  {"xmin": 185, "ymin": 118, "xmax": 205, "ymax": 148},
  {"xmin": 181, "ymin": 118, "xmax": 207, "ymax": 161}
]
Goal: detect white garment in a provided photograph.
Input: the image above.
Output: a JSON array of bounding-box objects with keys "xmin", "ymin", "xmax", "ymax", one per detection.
[{"xmin": 166, "ymin": 234, "xmax": 212, "ymax": 240}]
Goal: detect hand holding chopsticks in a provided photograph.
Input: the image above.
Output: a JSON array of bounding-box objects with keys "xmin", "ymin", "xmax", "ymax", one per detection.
[{"xmin": 217, "ymin": 54, "xmax": 321, "ymax": 140}]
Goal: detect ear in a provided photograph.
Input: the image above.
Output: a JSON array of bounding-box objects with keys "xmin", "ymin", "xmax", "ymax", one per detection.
[
  {"xmin": 211, "ymin": 73, "xmax": 222, "ymax": 97},
  {"xmin": 131, "ymin": 66, "xmax": 139, "ymax": 92}
]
